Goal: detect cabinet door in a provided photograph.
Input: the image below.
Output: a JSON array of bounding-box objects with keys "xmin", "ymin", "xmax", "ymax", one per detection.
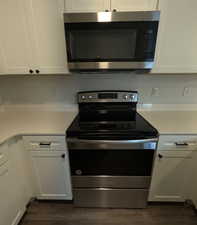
[
  {"xmin": 0, "ymin": 0, "xmax": 34, "ymax": 75},
  {"xmin": 65, "ymin": 0, "xmax": 110, "ymax": 12},
  {"xmin": 149, "ymin": 151, "xmax": 192, "ymax": 202},
  {"xmin": 31, "ymin": 151, "xmax": 72, "ymax": 200},
  {"xmin": 111, "ymin": 0, "xmax": 157, "ymax": 11},
  {"xmin": 29, "ymin": 0, "xmax": 68, "ymax": 74},
  {"xmin": 152, "ymin": 0, "xmax": 197, "ymax": 73},
  {"xmin": 0, "ymin": 161, "xmax": 24, "ymax": 225},
  {"xmin": 9, "ymin": 140, "xmax": 33, "ymax": 210}
]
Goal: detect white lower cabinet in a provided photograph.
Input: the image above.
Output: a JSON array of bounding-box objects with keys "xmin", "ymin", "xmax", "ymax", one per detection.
[
  {"xmin": 149, "ymin": 150, "xmax": 193, "ymax": 202},
  {"xmin": 0, "ymin": 139, "xmax": 29, "ymax": 225},
  {"xmin": 23, "ymin": 135, "xmax": 72, "ymax": 200},
  {"xmin": 30, "ymin": 151, "xmax": 72, "ymax": 200},
  {"xmin": 149, "ymin": 135, "xmax": 197, "ymax": 202},
  {"xmin": 0, "ymin": 161, "xmax": 17, "ymax": 225}
]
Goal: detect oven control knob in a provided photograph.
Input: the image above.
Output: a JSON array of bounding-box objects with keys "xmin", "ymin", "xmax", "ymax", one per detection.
[
  {"xmin": 123, "ymin": 94, "xmax": 129, "ymax": 100},
  {"xmin": 130, "ymin": 94, "xmax": 135, "ymax": 101},
  {"xmin": 81, "ymin": 95, "xmax": 86, "ymax": 100},
  {"xmin": 88, "ymin": 95, "xmax": 93, "ymax": 99},
  {"xmin": 75, "ymin": 169, "xmax": 82, "ymax": 175}
]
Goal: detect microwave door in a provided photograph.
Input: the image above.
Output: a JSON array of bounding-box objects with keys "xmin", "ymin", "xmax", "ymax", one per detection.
[{"xmin": 65, "ymin": 18, "xmax": 159, "ymax": 71}]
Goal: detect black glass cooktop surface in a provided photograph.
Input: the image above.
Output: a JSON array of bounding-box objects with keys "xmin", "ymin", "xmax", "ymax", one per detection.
[{"xmin": 66, "ymin": 112, "xmax": 158, "ymax": 140}]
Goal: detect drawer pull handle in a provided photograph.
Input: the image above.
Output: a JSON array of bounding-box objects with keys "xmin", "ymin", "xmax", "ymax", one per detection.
[
  {"xmin": 61, "ymin": 154, "xmax": 65, "ymax": 159},
  {"xmin": 158, "ymin": 154, "xmax": 163, "ymax": 159},
  {"xmin": 39, "ymin": 142, "xmax": 51, "ymax": 147},
  {"xmin": 175, "ymin": 142, "xmax": 188, "ymax": 146}
]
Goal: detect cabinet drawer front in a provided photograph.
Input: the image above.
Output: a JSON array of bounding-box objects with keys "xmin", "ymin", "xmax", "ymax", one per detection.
[
  {"xmin": 158, "ymin": 135, "xmax": 197, "ymax": 151},
  {"xmin": 23, "ymin": 136, "xmax": 66, "ymax": 151},
  {"xmin": 0, "ymin": 144, "xmax": 9, "ymax": 166},
  {"xmin": 157, "ymin": 150, "xmax": 193, "ymax": 158}
]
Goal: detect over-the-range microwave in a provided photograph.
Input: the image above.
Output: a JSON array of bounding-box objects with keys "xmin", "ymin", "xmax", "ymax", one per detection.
[{"xmin": 64, "ymin": 11, "xmax": 160, "ymax": 72}]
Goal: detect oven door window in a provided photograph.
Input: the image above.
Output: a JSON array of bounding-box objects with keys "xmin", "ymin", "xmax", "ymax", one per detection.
[
  {"xmin": 65, "ymin": 22, "xmax": 158, "ymax": 62},
  {"xmin": 69, "ymin": 150, "xmax": 154, "ymax": 176}
]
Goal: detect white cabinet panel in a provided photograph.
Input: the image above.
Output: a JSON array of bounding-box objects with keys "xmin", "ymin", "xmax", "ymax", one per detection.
[
  {"xmin": 0, "ymin": 162, "xmax": 13, "ymax": 225},
  {"xmin": 152, "ymin": 0, "xmax": 197, "ymax": 73},
  {"xmin": 111, "ymin": 0, "xmax": 157, "ymax": 11},
  {"xmin": 0, "ymin": 0, "xmax": 34, "ymax": 75},
  {"xmin": 0, "ymin": 159, "xmax": 25, "ymax": 225},
  {"xmin": 29, "ymin": 0, "xmax": 68, "ymax": 74},
  {"xmin": 149, "ymin": 150, "xmax": 193, "ymax": 202},
  {"xmin": 31, "ymin": 151, "xmax": 72, "ymax": 200},
  {"xmin": 190, "ymin": 152, "xmax": 197, "ymax": 209},
  {"xmin": 65, "ymin": 0, "xmax": 110, "ymax": 12}
]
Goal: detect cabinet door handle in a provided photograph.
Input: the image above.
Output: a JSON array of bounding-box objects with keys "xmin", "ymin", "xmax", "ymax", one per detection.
[
  {"xmin": 29, "ymin": 69, "xmax": 34, "ymax": 74},
  {"xmin": 36, "ymin": 70, "xmax": 40, "ymax": 74},
  {"xmin": 61, "ymin": 154, "xmax": 65, "ymax": 159},
  {"xmin": 105, "ymin": 9, "xmax": 109, "ymax": 12},
  {"xmin": 113, "ymin": 9, "xmax": 117, "ymax": 12},
  {"xmin": 158, "ymin": 154, "xmax": 163, "ymax": 159}
]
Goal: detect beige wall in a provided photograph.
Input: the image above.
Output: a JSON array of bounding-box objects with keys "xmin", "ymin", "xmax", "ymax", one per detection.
[{"xmin": 0, "ymin": 73, "xmax": 197, "ymax": 105}]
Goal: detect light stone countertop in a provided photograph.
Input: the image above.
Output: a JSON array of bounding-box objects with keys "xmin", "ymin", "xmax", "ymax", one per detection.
[
  {"xmin": 0, "ymin": 111, "xmax": 77, "ymax": 145},
  {"xmin": 1, "ymin": 109, "xmax": 197, "ymax": 145},
  {"xmin": 139, "ymin": 111, "xmax": 197, "ymax": 135}
]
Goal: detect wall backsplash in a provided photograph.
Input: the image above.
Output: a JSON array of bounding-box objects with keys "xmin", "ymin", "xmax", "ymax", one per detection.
[{"xmin": 0, "ymin": 74, "xmax": 197, "ymax": 105}]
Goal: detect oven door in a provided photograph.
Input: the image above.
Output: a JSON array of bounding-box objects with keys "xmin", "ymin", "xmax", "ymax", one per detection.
[
  {"xmin": 68, "ymin": 138, "xmax": 157, "ymax": 208},
  {"xmin": 68, "ymin": 138, "xmax": 157, "ymax": 184},
  {"xmin": 64, "ymin": 12, "xmax": 159, "ymax": 71}
]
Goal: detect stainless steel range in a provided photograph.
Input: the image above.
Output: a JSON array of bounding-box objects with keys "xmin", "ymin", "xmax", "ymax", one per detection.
[{"xmin": 66, "ymin": 91, "xmax": 158, "ymax": 208}]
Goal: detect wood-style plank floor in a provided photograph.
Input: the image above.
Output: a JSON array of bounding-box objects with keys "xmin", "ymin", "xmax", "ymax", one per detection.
[{"xmin": 19, "ymin": 201, "xmax": 197, "ymax": 225}]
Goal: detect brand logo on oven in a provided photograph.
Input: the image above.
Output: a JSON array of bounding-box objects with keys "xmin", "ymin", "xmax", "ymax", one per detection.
[{"xmin": 75, "ymin": 169, "xmax": 82, "ymax": 175}]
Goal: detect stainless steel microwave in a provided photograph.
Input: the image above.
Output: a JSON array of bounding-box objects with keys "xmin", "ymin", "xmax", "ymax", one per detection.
[{"xmin": 64, "ymin": 11, "xmax": 160, "ymax": 72}]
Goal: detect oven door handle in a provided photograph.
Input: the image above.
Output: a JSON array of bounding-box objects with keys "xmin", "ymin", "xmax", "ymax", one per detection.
[{"xmin": 66, "ymin": 138, "xmax": 158, "ymax": 150}]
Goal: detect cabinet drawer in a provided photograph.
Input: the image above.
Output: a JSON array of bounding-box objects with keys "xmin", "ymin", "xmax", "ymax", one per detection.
[
  {"xmin": 158, "ymin": 135, "xmax": 197, "ymax": 151},
  {"xmin": 23, "ymin": 136, "xmax": 66, "ymax": 151},
  {"xmin": 0, "ymin": 144, "xmax": 9, "ymax": 166}
]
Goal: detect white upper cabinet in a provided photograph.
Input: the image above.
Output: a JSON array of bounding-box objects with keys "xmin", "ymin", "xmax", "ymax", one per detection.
[
  {"xmin": 152, "ymin": 0, "xmax": 197, "ymax": 73},
  {"xmin": 65, "ymin": 0, "xmax": 110, "ymax": 12},
  {"xmin": 111, "ymin": 0, "xmax": 158, "ymax": 12},
  {"xmin": 0, "ymin": 0, "xmax": 33, "ymax": 75},
  {"xmin": 64, "ymin": 0, "xmax": 157, "ymax": 12},
  {"xmin": 29, "ymin": 0, "xmax": 68, "ymax": 74},
  {"xmin": 0, "ymin": 0, "xmax": 68, "ymax": 75}
]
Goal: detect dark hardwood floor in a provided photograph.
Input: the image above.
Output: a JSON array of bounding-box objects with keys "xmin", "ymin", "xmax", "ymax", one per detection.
[{"xmin": 19, "ymin": 201, "xmax": 197, "ymax": 225}]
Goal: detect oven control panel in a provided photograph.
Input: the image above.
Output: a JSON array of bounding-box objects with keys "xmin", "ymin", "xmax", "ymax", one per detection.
[{"xmin": 78, "ymin": 91, "xmax": 138, "ymax": 103}]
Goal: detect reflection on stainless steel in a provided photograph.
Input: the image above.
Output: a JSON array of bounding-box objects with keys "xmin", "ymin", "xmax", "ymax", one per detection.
[
  {"xmin": 97, "ymin": 12, "xmax": 112, "ymax": 22},
  {"xmin": 68, "ymin": 62, "xmax": 154, "ymax": 70},
  {"xmin": 72, "ymin": 176, "xmax": 151, "ymax": 188},
  {"xmin": 64, "ymin": 11, "xmax": 160, "ymax": 23},
  {"xmin": 73, "ymin": 188, "xmax": 148, "ymax": 208},
  {"xmin": 67, "ymin": 138, "xmax": 158, "ymax": 150}
]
